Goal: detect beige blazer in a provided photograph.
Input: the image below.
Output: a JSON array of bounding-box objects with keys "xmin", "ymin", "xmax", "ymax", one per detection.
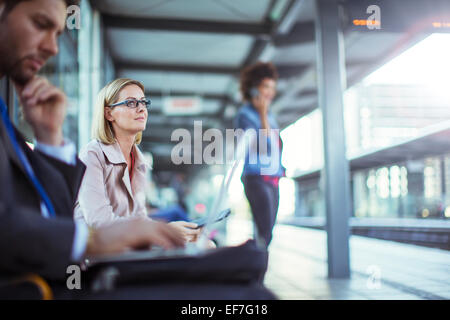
[{"xmin": 74, "ymin": 139, "xmax": 150, "ymax": 228}]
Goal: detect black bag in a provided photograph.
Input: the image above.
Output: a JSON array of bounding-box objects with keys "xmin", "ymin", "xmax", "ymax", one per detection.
[{"xmin": 83, "ymin": 240, "xmax": 269, "ymax": 290}]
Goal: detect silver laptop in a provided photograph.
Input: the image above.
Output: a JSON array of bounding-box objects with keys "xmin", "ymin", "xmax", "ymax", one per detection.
[{"xmin": 83, "ymin": 133, "xmax": 251, "ymax": 267}]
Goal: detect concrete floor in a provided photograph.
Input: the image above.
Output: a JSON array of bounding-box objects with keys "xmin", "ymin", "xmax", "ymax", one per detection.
[{"xmin": 226, "ymin": 217, "xmax": 450, "ymax": 300}]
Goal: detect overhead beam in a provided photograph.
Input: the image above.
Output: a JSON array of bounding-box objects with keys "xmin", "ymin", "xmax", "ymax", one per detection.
[
  {"xmin": 278, "ymin": 105, "xmax": 316, "ymax": 117},
  {"xmin": 277, "ymin": 0, "xmax": 308, "ymax": 34},
  {"xmin": 141, "ymin": 134, "xmax": 176, "ymax": 144},
  {"xmin": 243, "ymin": 38, "xmax": 272, "ymax": 67},
  {"xmin": 118, "ymin": 61, "xmax": 240, "ymax": 76},
  {"xmin": 145, "ymin": 90, "xmax": 240, "ymax": 109},
  {"xmin": 103, "ymin": 14, "xmax": 272, "ymax": 36},
  {"xmin": 121, "ymin": 60, "xmax": 311, "ymax": 81},
  {"xmin": 277, "ymin": 64, "xmax": 310, "ymax": 78},
  {"xmin": 243, "ymin": 0, "xmax": 306, "ymax": 67},
  {"xmin": 280, "ymin": 98, "xmax": 318, "ymax": 112},
  {"xmin": 146, "ymin": 90, "xmax": 231, "ymax": 101},
  {"xmin": 273, "ymin": 21, "xmax": 315, "ymax": 47},
  {"xmin": 298, "ymin": 88, "xmax": 318, "ymax": 96},
  {"xmin": 146, "ymin": 114, "xmax": 223, "ymax": 129}
]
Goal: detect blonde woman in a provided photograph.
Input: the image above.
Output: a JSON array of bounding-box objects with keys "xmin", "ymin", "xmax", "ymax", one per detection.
[{"xmin": 74, "ymin": 78, "xmax": 199, "ymax": 242}]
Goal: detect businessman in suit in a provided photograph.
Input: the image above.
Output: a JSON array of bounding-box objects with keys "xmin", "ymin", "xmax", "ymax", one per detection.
[{"xmin": 0, "ymin": 0, "xmax": 186, "ymax": 298}]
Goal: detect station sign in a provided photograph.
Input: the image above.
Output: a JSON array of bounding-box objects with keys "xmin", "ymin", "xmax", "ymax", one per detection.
[{"xmin": 163, "ymin": 96, "xmax": 203, "ymax": 115}]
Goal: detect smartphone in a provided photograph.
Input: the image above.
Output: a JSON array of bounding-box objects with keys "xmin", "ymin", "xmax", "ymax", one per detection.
[
  {"xmin": 191, "ymin": 208, "xmax": 231, "ymax": 229},
  {"xmin": 250, "ymin": 88, "xmax": 259, "ymax": 98}
]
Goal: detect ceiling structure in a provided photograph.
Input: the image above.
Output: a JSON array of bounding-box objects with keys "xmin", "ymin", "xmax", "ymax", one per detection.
[{"xmin": 90, "ymin": 0, "xmax": 448, "ymax": 173}]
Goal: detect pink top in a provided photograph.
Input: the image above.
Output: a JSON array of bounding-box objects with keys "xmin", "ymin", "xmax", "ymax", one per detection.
[{"xmin": 74, "ymin": 140, "xmax": 150, "ymax": 228}]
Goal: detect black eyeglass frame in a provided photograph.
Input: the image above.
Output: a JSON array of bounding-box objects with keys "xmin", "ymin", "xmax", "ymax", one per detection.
[{"xmin": 108, "ymin": 98, "xmax": 151, "ymax": 109}]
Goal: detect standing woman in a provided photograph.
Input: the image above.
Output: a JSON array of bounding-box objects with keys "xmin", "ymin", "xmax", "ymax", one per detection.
[
  {"xmin": 75, "ymin": 78, "xmax": 199, "ymax": 242},
  {"xmin": 234, "ymin": 62, "xmax": 285, "ymax": 247}
]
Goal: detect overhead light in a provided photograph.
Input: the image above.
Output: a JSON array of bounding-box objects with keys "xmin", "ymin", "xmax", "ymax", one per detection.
[
  {"xmin": 352, "ymin": 19, "xmax": 380, "ymax": 27},
  {"xmin": 432, "ymin": 22, "xmax": 450, "ymax": 28}
]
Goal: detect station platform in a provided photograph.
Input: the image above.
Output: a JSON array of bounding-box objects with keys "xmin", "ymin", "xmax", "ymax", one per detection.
[{"xmin": 226, "ymin": 217, "xmax": 450, "ymax": 300}]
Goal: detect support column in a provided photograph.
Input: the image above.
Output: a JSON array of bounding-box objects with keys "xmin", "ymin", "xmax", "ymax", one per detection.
[{"xmin": 315, "ymin": 0, "xmax": 351, "ymax": 278}]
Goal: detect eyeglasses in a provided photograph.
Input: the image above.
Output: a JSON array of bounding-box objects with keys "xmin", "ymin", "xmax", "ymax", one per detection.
[{"xmin": 108, "ymin": 98, "xmax": 151, "ymax": 109}]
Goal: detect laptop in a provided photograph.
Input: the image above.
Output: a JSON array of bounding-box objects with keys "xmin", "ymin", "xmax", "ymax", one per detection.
[{"xmin": 83, "ymin": 132, "xmax": 253, "ymax": 267}]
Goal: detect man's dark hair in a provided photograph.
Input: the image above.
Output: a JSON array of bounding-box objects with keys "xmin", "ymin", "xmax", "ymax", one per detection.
[
  {"xmin": 240, "ymin": 62, "xmax": 278, "ymax": 102},
  {"xmin": 1, "ymin": 0, "xmax": 80, "ymax": 20}
]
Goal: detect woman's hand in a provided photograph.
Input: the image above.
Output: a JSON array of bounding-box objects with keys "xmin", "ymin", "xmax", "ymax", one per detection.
[
  {"xmin": 251, "ymin": 93, "xmax": 270, "ymax": 116},
  {"xmin": 251, "ymin": 94, "xmax": 271, "ymax": 131},
  {"xmin": 169, "ymin": 221, "xmax": 201, "ymax": 242}
]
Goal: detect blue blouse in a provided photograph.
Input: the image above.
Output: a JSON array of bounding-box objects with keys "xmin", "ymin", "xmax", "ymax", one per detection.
[{"xmin": 234, "ymin": 103, "xmax": 285, "ymax": 177}]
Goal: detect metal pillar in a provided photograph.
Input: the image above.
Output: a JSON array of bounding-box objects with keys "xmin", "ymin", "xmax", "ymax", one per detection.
[{"xmin": 314, "ymin": 0, "xmax": 351, "ymax": 278}]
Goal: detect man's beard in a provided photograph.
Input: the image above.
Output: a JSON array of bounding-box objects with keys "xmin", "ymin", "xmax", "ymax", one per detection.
[
  {"xmin": 7, "ymin": 55, "xmax": 36, "ymax": 86},
  {"xmin": 0, "ymin": 38, "xmax": 42, "ymax": 86}
]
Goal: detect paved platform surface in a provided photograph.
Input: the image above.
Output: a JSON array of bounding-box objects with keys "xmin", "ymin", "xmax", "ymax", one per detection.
[{"xmin": 226, "ymin": 217, "xmax": 450, "ymax": 300}]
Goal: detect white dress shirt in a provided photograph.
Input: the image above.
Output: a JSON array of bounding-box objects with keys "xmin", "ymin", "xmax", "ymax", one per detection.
[{"xmin": 34, "ymin": 139, "xmax": 88, "ymax": 262}]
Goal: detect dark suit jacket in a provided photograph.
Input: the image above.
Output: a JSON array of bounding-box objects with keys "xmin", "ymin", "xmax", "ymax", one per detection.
[{"xmin": 0, "ymin": 118, "xmax": 86, "ymax": 281}]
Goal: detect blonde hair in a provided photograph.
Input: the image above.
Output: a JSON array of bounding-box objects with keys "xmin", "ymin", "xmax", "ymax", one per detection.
[{"xmin": 92, "ymin": 78, "xmax": 145, "ymax": 145}]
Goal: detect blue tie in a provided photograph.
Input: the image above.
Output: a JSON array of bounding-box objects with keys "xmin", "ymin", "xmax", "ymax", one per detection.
[{"xmin": 0, "ymin": 97, "xmax": 56, "ymax": 217}]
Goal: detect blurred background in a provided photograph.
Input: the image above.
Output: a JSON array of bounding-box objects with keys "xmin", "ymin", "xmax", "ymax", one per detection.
[{"xmin": 1, "ymin": 0, "xmax": 449, "ymax": 299}]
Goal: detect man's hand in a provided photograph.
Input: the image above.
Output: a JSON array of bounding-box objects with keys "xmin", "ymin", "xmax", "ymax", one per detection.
[
  {"xmin": 86, "ymin": 218, "xmax": 186, "ymax": 256},
  {"xmin": 169, "ymin": 221, "xmax": 201, "ymax": 242},
  {"xmin": 14, "ymin": 76, "xmax": 66, "ymax": 146}
]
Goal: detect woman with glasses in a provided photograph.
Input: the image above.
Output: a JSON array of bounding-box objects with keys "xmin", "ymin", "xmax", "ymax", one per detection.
[{"xmin": 74, "ymin": 78, "xmax": 200, "ymax": 242}]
